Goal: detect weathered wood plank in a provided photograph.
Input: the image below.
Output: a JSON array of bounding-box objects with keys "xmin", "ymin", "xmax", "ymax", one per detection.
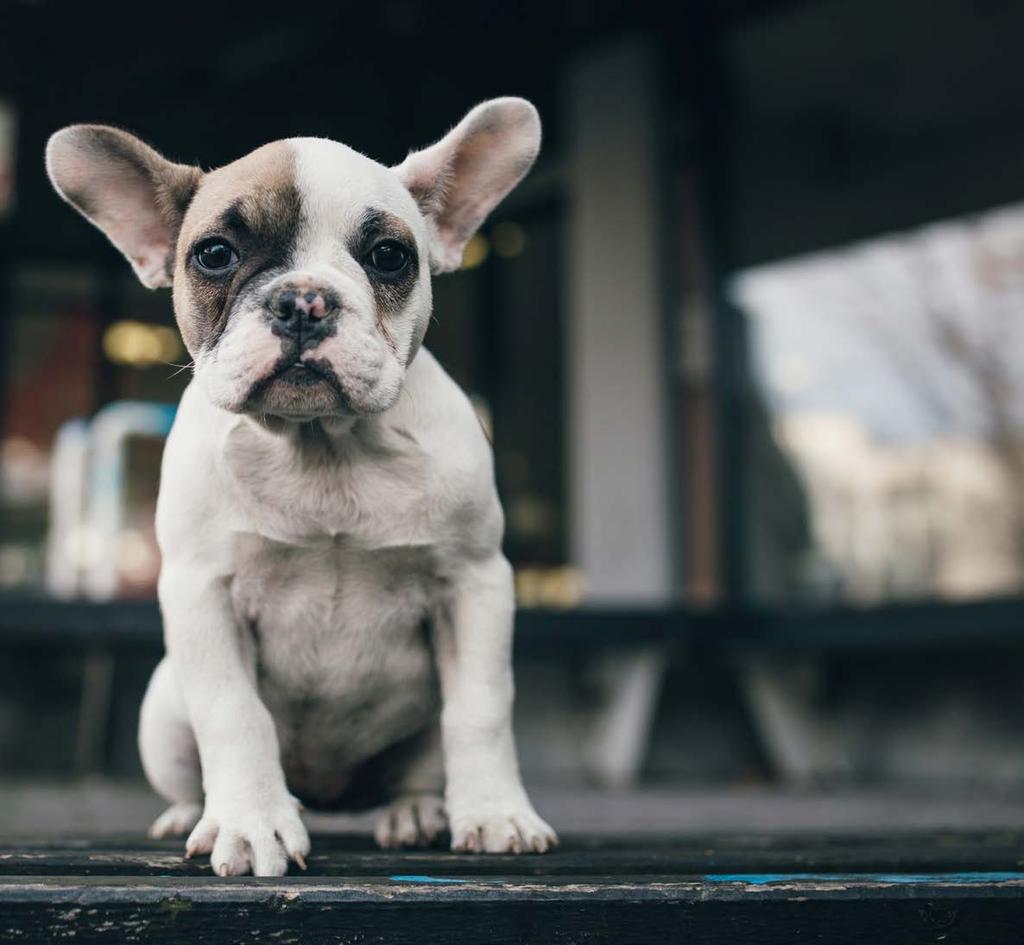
[
  {"xmin": 2, "ymin": 834, "xmax": 1023, "ymax": 943},
  {"xmin": 3, "ymin": 832, "xmax": 1023, "ymax": 877},
  {"xmin": 2, "ymin": 874, "xmax": 1024, "ymax": 944}
]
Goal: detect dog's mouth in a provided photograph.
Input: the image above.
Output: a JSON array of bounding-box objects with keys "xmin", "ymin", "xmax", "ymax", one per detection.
[
  {"xmin": 243, "ymin": 356, "xmax": 349, "ymax": 418},
  {"xmin": 275, "ymin": 362, "xmax": 330, "ymax": 386}
]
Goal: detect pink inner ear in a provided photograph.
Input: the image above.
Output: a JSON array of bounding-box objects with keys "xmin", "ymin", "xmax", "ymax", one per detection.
[
  {"xmin": 130, "ymin": 248, "xmax": 171, "ymax": 285},
  {"xmin": 435, "ymin": 135, "xmax": 494, "ymax": 235},
  {"xmin": 126, "ymin": 215, "xmax": 175, "ymax": 286},
  {"xmin": 402, "ymin": 148, "xmax": 451, "ymax": 217},
  {"xmin": 396, "ymin": 99, "xmax": 540, "ymax": 273},
  {"xmin": 91, "ymin": 174, "xmax": 177, "ymax": 287}
]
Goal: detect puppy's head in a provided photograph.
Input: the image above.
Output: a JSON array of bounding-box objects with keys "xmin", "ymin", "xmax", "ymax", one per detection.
[{"xmin": 45, "ymin": 99, "xmax": 540, "ymax": 420}]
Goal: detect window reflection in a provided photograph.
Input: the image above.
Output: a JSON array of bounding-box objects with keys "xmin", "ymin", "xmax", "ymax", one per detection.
[{"xmin": 735, "ymin": 202, "xmax": 1024, "ymax": 604}]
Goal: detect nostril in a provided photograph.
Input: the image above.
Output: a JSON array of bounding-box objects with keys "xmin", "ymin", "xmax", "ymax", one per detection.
[
  {"xmin": 276, "ymin": 290, "xmax": 297, "ymax": 321},
  {"xmin": 305, "ymin": 292, "xmax": 327, "ymax": 321}
]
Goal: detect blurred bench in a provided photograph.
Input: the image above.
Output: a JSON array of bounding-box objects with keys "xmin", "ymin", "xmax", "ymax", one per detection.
[
  {"xmin": 3, "ymin": 594, "xmax": 1024, "ymax": 781},
  {"xmin": 4, "ymin": 594, "xmax": 1024, "ymax": 649}
]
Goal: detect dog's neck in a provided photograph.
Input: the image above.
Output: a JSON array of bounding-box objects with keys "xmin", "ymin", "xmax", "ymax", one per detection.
[
  {"xmin": 255, "ymin": 413, "xmax": 359, "ymax": 440},
  {"xmin": 245, "ymin": 412, "xmax": 360, "ymax": 460},
  {"xmin": 239, "ymin": 408, "xmax": 417, "ymax": 470}
]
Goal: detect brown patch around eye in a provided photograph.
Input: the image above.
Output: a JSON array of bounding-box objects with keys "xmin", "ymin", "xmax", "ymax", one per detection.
[
  {"xmin": 183, "ymin": 201, "xmax": 298, "ymax": 351},
  {"xmin": 174, "ymin": 142, "xmax": 301, "ymax": 353},
  {"xmin": 350, "ymin": 208, "xmax": 419, "ymax": 347}
]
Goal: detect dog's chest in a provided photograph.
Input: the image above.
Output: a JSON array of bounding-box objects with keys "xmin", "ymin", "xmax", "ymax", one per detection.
[
  {"xmin": 222, "ymin": 424, "xmax": 447, "ymax": 763},
  {"xmin": 231, "ymin": 533, "xmax": 439, "ymax": 677},
  {"xmin": 230, "ymin": 534, "xmax": 440, "ymax": 765}
]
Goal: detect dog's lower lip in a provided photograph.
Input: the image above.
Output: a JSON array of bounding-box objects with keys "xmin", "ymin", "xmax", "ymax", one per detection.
[{"xmin": 278, "ymin": 362, "xmax": 322, "ymax": 382}]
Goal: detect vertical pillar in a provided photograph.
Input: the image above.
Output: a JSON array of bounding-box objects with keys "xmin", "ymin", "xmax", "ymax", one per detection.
[
  {"xmin": 565, "ymin": 38, "xmax": 673, "ymax": 603},
  {"xmin": 564, "ymin": 38, "xmax": 673, "ymax": 786}
]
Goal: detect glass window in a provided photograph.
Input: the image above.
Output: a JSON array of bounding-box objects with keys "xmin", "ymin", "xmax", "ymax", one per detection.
[
  {"xmin": 0, "ymin": 268, "xmax": 99, "ymax": 592},
  {"xmin": 733, "ymin": 202, "xmax": 1024, "ymax": 605}
]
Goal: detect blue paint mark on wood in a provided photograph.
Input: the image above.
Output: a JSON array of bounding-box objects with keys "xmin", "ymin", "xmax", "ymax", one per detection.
[
  {"xmin": 389, "ymin": 875, "xmax": 469, "ymax": 884},
  {"xmin": 704, "ymin": 872, "xmax": 1024, "ymax": 885},
  {"xmin": 389, "ymin": 874, "xmax": 506, "ymax": 885}
]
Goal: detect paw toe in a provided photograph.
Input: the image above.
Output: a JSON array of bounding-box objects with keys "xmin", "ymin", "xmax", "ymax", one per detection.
[
  {"xmin": 375, "ymin": 795, "xmax": 448, "ymax": 850},
  {"xmin": 149, "ymin": 802, "xmax": 202, "ymax": 840},
  {"xmin": 451, "ymin": 809, "xmax": 558, "ymax": 855},
  {"xmin": 185, "ymin": 816, "xmax": 218, "ymax": 857},
  {"xmin": 211, "ymin": 829, "xmax": 250, "ymax": 877}
]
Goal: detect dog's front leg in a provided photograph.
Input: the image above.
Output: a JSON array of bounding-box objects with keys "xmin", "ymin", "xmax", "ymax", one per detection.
[
  {"xmin": 159, "ymin": 567, "xmax": 309, "ymax": 876},
  {"xmin": 433, "ymin": 553, "xmax": 558, "ymax": 853}
]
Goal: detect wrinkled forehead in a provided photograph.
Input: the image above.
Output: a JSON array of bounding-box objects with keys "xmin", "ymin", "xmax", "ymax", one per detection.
[{"xmin": 180, "ymin": 138, "xmax": 423, "ymax": 252}]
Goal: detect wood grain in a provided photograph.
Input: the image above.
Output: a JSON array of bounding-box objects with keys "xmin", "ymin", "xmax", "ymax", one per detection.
[{"xmin": 2, "ymin": 833, "xmax": 1023, "ymax": 943}]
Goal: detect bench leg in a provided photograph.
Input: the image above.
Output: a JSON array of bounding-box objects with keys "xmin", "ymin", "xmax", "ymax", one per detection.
[
  {"xmin": 737, "ymin": 653, "xmax": 852, "ymax": 784},
  {"xmin": 74, "ymin": 648, "xmax": 115, "ymax": 776},
  {"xmin": 584, "ymin": 646, "xmax": 669, "ymax": 788}
]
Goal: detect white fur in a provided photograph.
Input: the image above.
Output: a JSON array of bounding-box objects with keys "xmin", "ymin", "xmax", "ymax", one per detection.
[{"xmin": 130, "ymin": 100, "xmax": 555, "ymax": 876}]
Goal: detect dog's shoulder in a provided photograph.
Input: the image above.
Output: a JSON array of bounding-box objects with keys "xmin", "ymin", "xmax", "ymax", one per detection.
[
  {"xmin": 390, "ymin": 349, "xmax": 491, "ymax": 462},
  {"xmin": 384, "ymin": 349, "xmax": 504, "ymax": 554}
]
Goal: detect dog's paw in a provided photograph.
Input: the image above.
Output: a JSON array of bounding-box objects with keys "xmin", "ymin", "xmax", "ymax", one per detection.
[
  {"xmin": 148, "ymin": 801, "xmax": 202, "ymax": 839},
  {"xmin": 185, "ymin": 791, "xmax": 310, "ymax": 877},
  {"xmin": 449, "ymin": 801, "xmax": 558, "ymax": 854},
  {"xmin": 374, "ymin": 794, "xmax": 448, "ymax": 849}
]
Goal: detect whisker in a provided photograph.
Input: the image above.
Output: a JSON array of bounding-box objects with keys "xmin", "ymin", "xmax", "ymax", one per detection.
[{"xmin": 165, "ymin": 361, "xmax": 195, "ymax": 379}]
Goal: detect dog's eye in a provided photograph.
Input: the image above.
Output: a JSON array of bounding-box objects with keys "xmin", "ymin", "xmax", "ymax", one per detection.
[
  {"xmin": 367, "ymin": 241, "xmax": 410, "ymax": 275},
  {"xmin": 194, "ymin": 239, "xmax": 238, "ymax": 273}
]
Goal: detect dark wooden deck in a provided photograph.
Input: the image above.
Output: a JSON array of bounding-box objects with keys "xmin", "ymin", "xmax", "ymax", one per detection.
[{"xmin": 2, "ymin": 832, "xmax": 1023, "ymax": 943}]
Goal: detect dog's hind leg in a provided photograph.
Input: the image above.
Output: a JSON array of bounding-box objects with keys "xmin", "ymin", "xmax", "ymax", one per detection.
[
  {"xmin": 373, "ymin": 725, "xmax": 447, "ymax": 849},
  {"xmin": 138, "ymin": 656, "xmax": 203, "ymax": 838}
]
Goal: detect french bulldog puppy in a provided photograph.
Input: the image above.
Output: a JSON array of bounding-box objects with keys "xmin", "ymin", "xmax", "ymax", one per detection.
[{"xmin": 46, "ymin": 98, "xmax": 557, "ymax": 876}]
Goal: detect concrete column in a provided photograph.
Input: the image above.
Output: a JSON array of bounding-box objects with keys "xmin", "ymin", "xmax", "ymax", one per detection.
[
  {"xmin": 565, "ymin": 38, "xmax": 673, "ymax": 603},
  {"xmin": 564, "ymin": 38, "xmax": 673, "ymax": 787}
]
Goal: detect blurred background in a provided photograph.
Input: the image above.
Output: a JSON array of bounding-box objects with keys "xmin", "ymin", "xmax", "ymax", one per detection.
[{"xmin": 4, "ymin": 0, "xmax": 1024, "ymax": 835}]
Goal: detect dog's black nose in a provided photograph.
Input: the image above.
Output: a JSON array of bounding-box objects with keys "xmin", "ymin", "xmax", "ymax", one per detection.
[{"xmin": 268, "ymin": 284, "xmax": 338, "ymax": 345}]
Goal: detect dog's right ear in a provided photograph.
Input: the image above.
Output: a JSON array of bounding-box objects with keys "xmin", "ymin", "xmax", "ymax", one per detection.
[
  {"xmin": 46, "ymin": 125, "xmax": 202, "ymax": 289},
  {"xmin": 395, "ymin": 98, "xmax": 541, "ymax": 273}
]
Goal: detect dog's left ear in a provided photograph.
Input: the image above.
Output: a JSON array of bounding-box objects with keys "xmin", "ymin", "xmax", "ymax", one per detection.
[
  {"xmin": 395, "ymin": 97, "xmax": 540, "ymax": 273},
  {"xmin": 46, "ymin": 125, "xmax": 202, "ymax": 289}
]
